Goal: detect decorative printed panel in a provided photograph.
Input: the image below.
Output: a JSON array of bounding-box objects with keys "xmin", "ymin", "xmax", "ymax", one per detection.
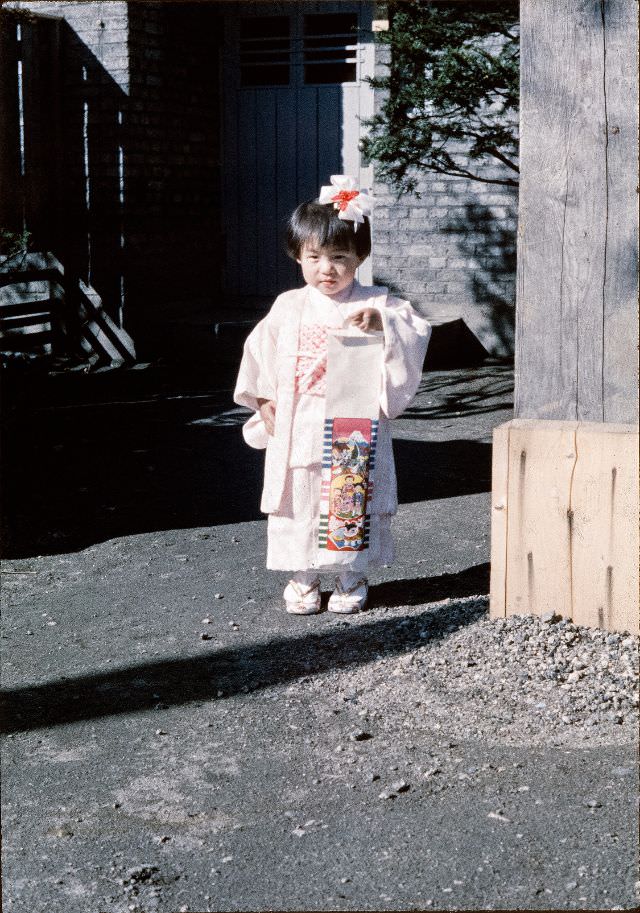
[{"xmin": 319, "ymin": 416, "xmax": 378, "ymax": 552}]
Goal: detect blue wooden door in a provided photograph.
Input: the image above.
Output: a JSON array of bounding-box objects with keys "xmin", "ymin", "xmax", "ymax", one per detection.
[{"xmin": 222, "ymin": 1, "xmax": 373, "ymax": 308}]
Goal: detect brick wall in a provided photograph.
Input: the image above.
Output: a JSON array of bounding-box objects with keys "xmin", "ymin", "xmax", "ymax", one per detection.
[
  {"xmin": 8, "ymin": 1, "xmax": 129, "ymax": 89},
  {"xmin": 6, "ymin": 1, "xmax": 517, "ymax": 359},
  {"xmin": 6, "ymin": 1, "xmax": 130, "ymax": 323},
  {"xmin": 371, "ymin": 38, "xmax": 518, "ymax": 356},
  {"xmin": 124, "ymin": 1, "xmax": 223, "ymax": 355}
]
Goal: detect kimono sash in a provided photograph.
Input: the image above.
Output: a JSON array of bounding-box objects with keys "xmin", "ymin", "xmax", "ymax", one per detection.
[{"xmin": 318, "ymin": 329, "xmax": 384, "ymax": 559}]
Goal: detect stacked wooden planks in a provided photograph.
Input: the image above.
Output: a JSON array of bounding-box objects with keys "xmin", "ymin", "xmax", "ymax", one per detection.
[{"xmin": 0, "ymin": 252, "xmax": 135, "ymax": 368}]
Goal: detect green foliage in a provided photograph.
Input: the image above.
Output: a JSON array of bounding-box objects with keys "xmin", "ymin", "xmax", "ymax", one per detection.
[
  {"xmin": 362, "ymin": 1, "xmax": 520, "ymax": 194},
  {"xmin": 0, "ymin": 228, "xmax": 32, "ymax": 259}
]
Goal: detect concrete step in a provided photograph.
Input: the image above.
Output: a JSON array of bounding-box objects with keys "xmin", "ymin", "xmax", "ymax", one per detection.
[{"xmin": 423, "ymin": 315, "xmax": 489, "ymax": 369}]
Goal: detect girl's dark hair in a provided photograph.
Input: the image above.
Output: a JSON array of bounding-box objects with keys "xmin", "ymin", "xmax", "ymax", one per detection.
[{"xmin": 285, "ymin": 200, "xmax": 371, "ymax": 260}]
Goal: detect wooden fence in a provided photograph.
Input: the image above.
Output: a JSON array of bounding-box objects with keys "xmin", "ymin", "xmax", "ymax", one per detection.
[
  {"xmin": 0, "ymin": 252, "xmax": 135, "ymax": 368},
  {"xmin": 0, "ymin": 10, "xmax": 62, "ymax": 250},
  {"xmin": 0, "ymin": 7, "xmax": 128, "ymax": 329}
]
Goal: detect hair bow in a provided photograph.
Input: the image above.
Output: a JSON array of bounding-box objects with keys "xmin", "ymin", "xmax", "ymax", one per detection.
[{"xmin": 318, "ymin": 175, "xmax": 373, "ymax": 230}]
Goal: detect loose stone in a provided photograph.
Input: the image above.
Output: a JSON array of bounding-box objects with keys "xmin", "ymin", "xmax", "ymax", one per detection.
[
  {"xmin": 349, "ymin": 729, "xmax": 372, "ymax": 742},
  {"xmin": 487, "ymin": 811, "xmax": 511, "ymax": 823},
  {"xmin": 541, "ymin": 611, "xmax": 561, "ymax": 625},
  {"xmin": 391, "ymin": 780, "xmax": 410, "ymax": 793}
]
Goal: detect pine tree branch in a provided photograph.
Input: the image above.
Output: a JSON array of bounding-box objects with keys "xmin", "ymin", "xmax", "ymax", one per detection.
[
  {"xmin": 464, "ymin": 135, "xmax": 520, "ymax": 173},
  {"xmin": 409, "ymin": 106, "xmax": 475, "ymax": 121},
  {"xmin": 365, "ymin": 1, "xmax": 520, "ymax": 194},
  {"xmin": 423, "ymin": 162, "xmax": 519, "ymax": 186},
  {"xmin": 480, "ymin": 147, "xmax": 519, "ymax": 173}
]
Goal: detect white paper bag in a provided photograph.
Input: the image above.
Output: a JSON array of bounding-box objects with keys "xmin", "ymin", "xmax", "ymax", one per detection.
[{"xmin": 318, "ymin": 329, "xmax": 384, "ymax": 562}]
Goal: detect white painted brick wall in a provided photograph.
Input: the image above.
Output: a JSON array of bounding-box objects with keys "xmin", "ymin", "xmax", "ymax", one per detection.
[
  {"xmin": 7, "ymin": 1, "xmax": 129, "ymax": 91},
  {"xmin": 371, "ymin": 35, "xmax": 518, "ymax": 355}
]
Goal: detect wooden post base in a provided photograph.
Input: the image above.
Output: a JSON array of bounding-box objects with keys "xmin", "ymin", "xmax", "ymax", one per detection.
[{"xmin": 490, "ymin": 419, "xmax": 639, "ymax": 634}]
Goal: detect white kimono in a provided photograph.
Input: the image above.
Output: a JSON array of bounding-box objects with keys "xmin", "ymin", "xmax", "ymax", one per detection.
[{"xmin": 233, "ymin": 280, "xmax": 431, "ymax": 572}]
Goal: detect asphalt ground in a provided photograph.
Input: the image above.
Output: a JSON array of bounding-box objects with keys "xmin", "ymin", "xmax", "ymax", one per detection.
[{"xmin": 1, "ymin": 361, "xmax": 638, "ymax": 912}]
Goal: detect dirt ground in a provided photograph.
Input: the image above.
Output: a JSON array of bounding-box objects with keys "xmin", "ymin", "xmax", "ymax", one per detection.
[{"xmin": 1, "ymin": 361, "xmax": 638, "ymax": 912}]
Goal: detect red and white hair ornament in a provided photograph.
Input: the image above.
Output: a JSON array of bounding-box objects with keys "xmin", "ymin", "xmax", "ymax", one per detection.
[{"xmin": 318, "ymin": 175, "xmax": 372, "ymax": 231}]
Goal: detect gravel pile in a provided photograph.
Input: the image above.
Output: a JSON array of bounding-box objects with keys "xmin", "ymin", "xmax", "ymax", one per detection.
[{"xmin": 307, "ymin": 596, "xmax": 639, "ymax": 749}]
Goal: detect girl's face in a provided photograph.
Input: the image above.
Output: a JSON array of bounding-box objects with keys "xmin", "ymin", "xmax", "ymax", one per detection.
[{"xmin": 297, "ymin": 241, "xmax": 364, "ymax": 296}]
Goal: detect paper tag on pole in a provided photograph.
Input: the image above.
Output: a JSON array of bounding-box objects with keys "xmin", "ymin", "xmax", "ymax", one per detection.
[{"xmin": 318, "ymin": 329, "xmax": 383, "ymax": 558}]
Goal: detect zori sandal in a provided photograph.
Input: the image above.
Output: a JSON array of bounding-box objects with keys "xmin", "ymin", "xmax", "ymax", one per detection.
[
  {"xmin": 283, "ymin": 578, "xmax": 322, "ymax": 615},
  {"xmin": 328, "ymin": 577, "xmax": 368, "ymax": 614}
]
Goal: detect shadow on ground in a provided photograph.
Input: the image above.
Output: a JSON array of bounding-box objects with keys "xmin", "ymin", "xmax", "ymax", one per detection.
[
  {"xmin": 1, "ymin": 563, "xmax": 488, "ymax": 734},
  {"xmin": 2, "ymin": 365, "xmax": 496, "ymax": 558},
  {"xmin": 442, "ymin": 201, "xmax": 518, "ymax": 356},
  {"xmin": 403, "ymin": 363, "xmax": 514, "ymax": 420}
]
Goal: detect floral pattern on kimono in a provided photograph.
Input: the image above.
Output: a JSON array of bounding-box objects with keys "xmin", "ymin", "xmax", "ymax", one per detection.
[{"xmin": 295, "ymin": 324, "xmax": 329, "ymax": 395}]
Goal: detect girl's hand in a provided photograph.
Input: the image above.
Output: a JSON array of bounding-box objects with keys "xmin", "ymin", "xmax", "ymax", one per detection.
[
  {"xmin": 348, "ymin": 307, "xmax": 383, "ymax": 333},
  {"xmin": 257, "ymin": 398, "xmax": 276, "ymax": 435}
]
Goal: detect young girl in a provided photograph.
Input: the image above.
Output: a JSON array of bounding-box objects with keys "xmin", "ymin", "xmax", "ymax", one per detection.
[{"xmin": 234, "ymin": 175, "xmax": 431, "ymax": 615}]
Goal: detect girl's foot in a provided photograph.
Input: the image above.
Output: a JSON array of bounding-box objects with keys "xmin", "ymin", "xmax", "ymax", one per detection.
[
  {"xmin": 283, "ymin": 577, "xmax": 321, "ymax": 615},
  {"xmin": 328, "ymin": 574, "xmax": 368, "ymax": 614}
]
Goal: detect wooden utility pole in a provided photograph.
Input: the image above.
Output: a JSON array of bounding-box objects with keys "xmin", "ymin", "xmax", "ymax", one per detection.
[{"xmin": 490, "ymin": 0, "xmax": 639, "ymax": 633}]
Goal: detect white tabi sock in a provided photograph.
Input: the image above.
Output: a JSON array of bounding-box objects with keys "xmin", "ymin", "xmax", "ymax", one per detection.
[
  {"xmin": 338, "ymin": 570, "xmax": 367, "ymax": 590},
  {"xmin": 291, "ymin": 569, "xmax": 319, "ymax": 587}
]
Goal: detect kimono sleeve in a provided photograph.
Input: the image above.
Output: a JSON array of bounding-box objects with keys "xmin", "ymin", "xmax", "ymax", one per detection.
[
  {"xmin": 233, "ymin": 297, "xmax": 283, "ymax": 413},
  {"xmin": 377, "ymin": 296, "xmax": 431, "ymax": 420}
]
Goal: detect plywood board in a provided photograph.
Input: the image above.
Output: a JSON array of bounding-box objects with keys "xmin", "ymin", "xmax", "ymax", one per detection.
[
  {"xmin": 491, "ymin": 419, "xmax": 639, "ymax": 633},
  {"xmin": 571, "ymin": 424, "xmax": 639, "ymax": 633},
  {"xmin": 505, "ymin": 420, "xmax": 578, "ymax": 618}
]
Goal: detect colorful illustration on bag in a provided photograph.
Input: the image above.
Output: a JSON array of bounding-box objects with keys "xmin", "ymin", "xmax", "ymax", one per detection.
[{"xmin": 319, "ymin": 417, "xmax": 378, "ymax": 551}]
